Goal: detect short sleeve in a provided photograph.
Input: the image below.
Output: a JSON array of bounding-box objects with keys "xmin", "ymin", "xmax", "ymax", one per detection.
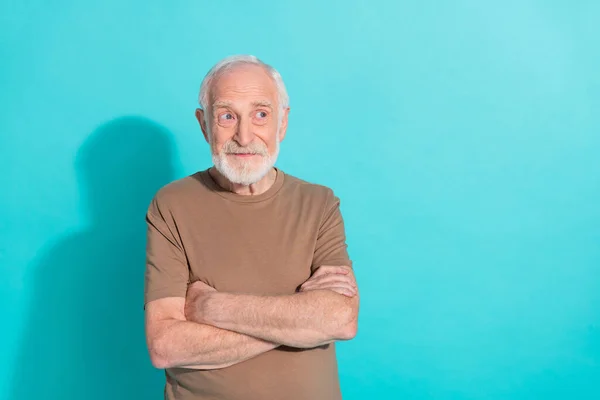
[
  {"xmin": 144, "ymin": 197, "xmax": 190, "ymax": 307},
  {"xmin": 311, "ymin": 189, "xmax": 353, "ymax": 273}
]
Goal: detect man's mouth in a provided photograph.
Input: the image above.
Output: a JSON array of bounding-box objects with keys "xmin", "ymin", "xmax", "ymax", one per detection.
[{"xmin": 228, "ymin": 152, "xmax": 261, "ymax": 158}]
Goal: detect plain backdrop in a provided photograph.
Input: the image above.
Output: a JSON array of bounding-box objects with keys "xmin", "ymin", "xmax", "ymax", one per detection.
[{"xmin": 1, "ymin": 1, "xmax": 599, "ymax": 399}]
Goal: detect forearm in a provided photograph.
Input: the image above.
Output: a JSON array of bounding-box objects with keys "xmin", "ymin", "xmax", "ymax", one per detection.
[
  {"xmin": 149, "ymin": 319, "xmax": 279, "ymax": 369},
  {"xmin": 197, "ymin": 290, "xmax": 358, "ymax": 348}
]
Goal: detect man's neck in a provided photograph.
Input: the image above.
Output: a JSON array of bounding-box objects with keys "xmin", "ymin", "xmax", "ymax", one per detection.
[{"xmin": 209, "ymin": 167, "xmax": 277, "ymax": 196}]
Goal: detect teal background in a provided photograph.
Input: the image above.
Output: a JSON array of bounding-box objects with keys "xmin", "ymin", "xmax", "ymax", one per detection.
[{"xmin": 1, "ymin": 1, "xmax": 599, "ymax": 399}]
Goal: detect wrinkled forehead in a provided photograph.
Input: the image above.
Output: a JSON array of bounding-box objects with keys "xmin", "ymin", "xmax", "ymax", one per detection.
[{"xmin": 209, "ymin": 64, "xmax": 279, "ymax": 108}]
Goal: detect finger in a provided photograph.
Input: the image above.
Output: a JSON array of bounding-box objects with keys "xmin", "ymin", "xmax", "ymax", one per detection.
[
  {"xmin": 301, "ymin": 275, "xmax": 356, "ymax": 292},
  {"xmin": 299, "ymin": 282, "xmax": 315, "ymax": 291},
  {"xmin": 301, "ymin": 284, "xmax": 356, "ymax": 297},
  {"xmin": 189, "ymin": 280, "xmax": 216, "ymax": 292},
  {"xmin": 319, "ymin": 282, "xmax": 357, "ymax": 294},
  {"xmin": 320, "ymin": 265, "xmax": 351, "ymax": 275},
  {"xmin": 325, "ymin": 286, "xmax": 356, "ymax": 297},
  {"xmin": 313, "ymin": 265, "xmax": 351, "ymax": 277},
  {"xmin": 307, "ymin": 274, "xmax": 356, "ymax": 288},
  {"xmin": 304, "ymin": 281, "xmax": 357, "ymax": 295},
  {"xmin": 311, "ymin": 280, "xmax": 356, "ymax": 294},
  {"xmin": 313, "ymin": 273, "xmax": 355, "ymax": 284}
]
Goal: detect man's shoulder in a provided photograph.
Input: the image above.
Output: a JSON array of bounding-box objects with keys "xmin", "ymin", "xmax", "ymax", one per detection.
[
  {"xmin": 282, "ymin": 171, "xmax": 337, "ymax": 203},
  {"xmin": 151, "ymin": 171, "xmax": 206, "ymax": 207}
]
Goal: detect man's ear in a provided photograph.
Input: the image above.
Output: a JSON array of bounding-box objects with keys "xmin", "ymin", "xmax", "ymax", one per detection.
[
  {"xmin": 278, "ymin": 107, "xmax": 291, "ymax": 142},
  {"xmin": 195, "ymin": 108, "xmax": 210, "ymax": 143}
]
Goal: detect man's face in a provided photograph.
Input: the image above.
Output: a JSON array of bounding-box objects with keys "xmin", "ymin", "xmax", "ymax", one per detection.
[{"xmin": 196, "ymin": 64, "xmax": 289, "ymax": 185}]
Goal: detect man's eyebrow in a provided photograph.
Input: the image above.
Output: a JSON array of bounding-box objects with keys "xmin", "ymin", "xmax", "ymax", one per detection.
[
  {"xmin": 211, "ymin": 100, "xmax": 273, "ymax": 109},
  {"xmin": 251, "ymin": 100, "xmax": 273, "ymax": 109},
  {"xmin": 212, "ymin": 100, "xmax": 233, "ymax": 109}
]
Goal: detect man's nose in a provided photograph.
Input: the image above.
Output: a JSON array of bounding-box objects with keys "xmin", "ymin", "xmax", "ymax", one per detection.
[{"xmin": 234, "ymin": 117, "xmax": 253, "ymax": 147}]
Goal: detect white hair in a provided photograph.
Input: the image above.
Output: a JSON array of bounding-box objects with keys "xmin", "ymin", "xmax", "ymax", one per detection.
[{"xmin": 198, "ymin": 55, "xmax": 289, "ymax": 117}]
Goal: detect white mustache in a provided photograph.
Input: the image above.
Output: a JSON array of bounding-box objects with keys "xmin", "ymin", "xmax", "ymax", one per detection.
[{"xmin": 223, "ymin": 141, "xmax": 268, "ymax": 156}]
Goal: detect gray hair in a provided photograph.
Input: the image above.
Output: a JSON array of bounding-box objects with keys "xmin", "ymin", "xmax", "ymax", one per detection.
[{"xmin": 198, "ymin": 55, "xmax": 289, "ymax": 115}]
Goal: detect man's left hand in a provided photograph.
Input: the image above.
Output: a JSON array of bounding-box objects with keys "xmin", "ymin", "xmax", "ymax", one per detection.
[
  {"xmin": 299, "ymin": 265, "xmax": 357, "ymax": 297},
  {"xmin": 184, "ymin": 280, "xmax": 217, "ymax": 323}
]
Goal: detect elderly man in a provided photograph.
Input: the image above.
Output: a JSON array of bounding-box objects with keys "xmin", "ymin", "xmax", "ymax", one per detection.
[{"xmin": 144, "ymin": 55, "xmax": 359, "ymax": 400}]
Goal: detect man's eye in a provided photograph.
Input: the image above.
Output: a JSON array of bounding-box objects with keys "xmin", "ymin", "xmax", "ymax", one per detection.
[
  {"xmin": 219, "ymin": 113, "xmax": 234, "ymax": 120},
  {"xmin": 255, "ymin": 111, "xmax": 268, "ymax": 119}
]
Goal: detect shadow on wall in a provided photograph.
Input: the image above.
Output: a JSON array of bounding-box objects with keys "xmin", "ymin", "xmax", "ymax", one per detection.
[{"xmin": 11, "ymin": 117, "xmax": 177, "ymax": 400}]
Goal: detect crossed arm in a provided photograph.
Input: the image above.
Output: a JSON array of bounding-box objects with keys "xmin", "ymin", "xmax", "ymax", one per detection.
[
  {"xmin": 145, "ymin": 297, "xmax": 278, "ymax": 370},
  {"xmin": 144, "ymin": 189, "xmax": 357, "ymax": 370},
  {"xmin": 145, "ymin": 266, "xmax": 359, "ymax": 370}
]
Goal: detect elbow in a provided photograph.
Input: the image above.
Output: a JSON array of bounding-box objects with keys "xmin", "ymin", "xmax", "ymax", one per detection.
[
  {"xmin": 337, "ymin": 317, "xmax": 358, "ymax": 340},
  {"xmin": 334, "ymin": 304, "xmax": 358, "ymax": 340},
  {"xmin": 148, "ymin": 336, "xmax": 173, "ymax": 369},
  {"xmin": 149, "ymin": 352, "xmax": 170, "ymax": 370}
]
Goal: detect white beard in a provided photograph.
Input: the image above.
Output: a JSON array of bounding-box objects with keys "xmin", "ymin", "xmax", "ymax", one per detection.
[{"xmin": 212, "ymin": 137, "xmax": 280, "ymax": 186}]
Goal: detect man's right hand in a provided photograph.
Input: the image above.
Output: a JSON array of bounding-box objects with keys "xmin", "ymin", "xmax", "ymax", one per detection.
[{"xmin": 298, "ymin": 265, "xmax": 357, "ymax": 298}]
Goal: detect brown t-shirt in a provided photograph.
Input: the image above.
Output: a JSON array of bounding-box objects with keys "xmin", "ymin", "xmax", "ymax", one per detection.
[{"xmin": 144, "ymin": 167, "xmax": 353, "ymax": 400}]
